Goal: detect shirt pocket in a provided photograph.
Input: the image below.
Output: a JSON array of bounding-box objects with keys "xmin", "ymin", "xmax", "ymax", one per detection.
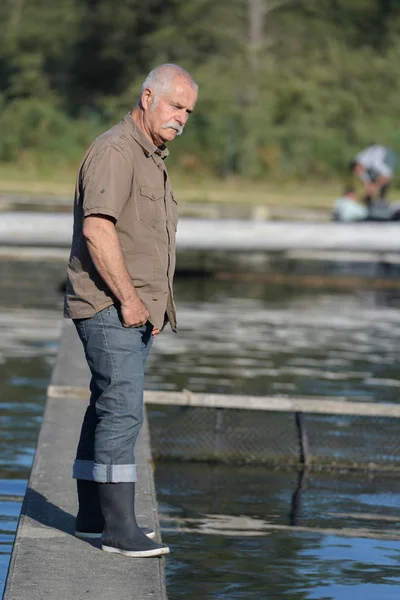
[{"xmin": 139, "ymin": 185, "xmax": 164, "ymax": 228}]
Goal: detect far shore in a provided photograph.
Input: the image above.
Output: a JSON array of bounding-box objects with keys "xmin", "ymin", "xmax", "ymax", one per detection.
[{"xmin": 1, "ymin": 166, "xmax": 398, "ymax": 219}]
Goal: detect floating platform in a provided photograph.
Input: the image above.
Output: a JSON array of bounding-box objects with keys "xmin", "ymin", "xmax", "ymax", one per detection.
[{"xmin": 0, "ymin": 212, "xmax": 399, "ymax": 253}]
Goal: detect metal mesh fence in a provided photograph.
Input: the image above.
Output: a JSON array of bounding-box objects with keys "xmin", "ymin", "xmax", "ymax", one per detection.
[
  {"xmin": 148, "ymin": 404, "xmax": 400, "ymax": 472},
  {"xmin": 306, "ymin": 414, "xmax": 400, "ymax": 470}
]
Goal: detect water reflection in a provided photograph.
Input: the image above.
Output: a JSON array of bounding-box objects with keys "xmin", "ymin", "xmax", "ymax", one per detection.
[
  {"xmin": 1, "ymin": 257, "xmax": 400, "ymax": 598},
  {"xmin": 0, "ymin": 259, "xmax": 63, "ymax": 591},
  {"xmin": 156, "ymin": 462, "xmax": 400, "ymax": 599},
  {"xmin": 0, "ymin": 481, "xmax": 26, "ymax": 591},
  {"xmin": 146, "ymin": 279, "xmax": 400, "ymax": 404}
]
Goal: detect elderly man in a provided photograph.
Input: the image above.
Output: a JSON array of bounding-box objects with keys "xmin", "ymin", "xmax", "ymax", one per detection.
[{"xmin": 64, "ymin": 64, "xmax": 198, "ymax": 558}]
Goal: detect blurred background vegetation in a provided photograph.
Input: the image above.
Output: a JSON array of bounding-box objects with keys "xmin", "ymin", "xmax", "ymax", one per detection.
[{"xmin": 1, "ymin": 0, "xmax": 400, "ymax": 189}]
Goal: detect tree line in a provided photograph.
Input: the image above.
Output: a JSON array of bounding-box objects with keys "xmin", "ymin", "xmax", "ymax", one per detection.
[{"xmin": 1, "ymin": 0, "xmax": 400, "ymax": 179}]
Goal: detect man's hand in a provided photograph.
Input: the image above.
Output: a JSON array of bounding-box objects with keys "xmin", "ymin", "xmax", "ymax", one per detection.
[
  {"xmin": 121, "ymin": 298, "xmax": 150, "ymax": 328},
  {"xmin": 364, "ymin": 181, "xmax": 377, "ymax": 197},
  {"xmin": 374, "ymin": 175, "xmax": 390, "ymax": 196}
]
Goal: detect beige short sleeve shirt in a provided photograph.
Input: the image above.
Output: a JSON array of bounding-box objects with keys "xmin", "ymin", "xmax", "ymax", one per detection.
[{"xmin": 64, "ymin": 114, "xmax": 178, "ymax": 331}]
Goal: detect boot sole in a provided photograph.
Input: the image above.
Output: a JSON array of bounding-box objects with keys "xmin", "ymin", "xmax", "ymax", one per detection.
[
  {"xmin": 101, "ymin": 544, "xmax": 170, "ymax": 558},
  {"xmin": 76, "ymin": 530, "xmax": 156, "ymax": 540},
  {"xmin": 75, "ymin": 531, "xmax": 102, "ymax": 539}
]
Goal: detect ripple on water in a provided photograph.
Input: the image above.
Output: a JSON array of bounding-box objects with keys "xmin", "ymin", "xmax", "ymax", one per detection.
[
  {"xmin": 148, "ymin": 291, "xmax": 400, "ymax": 403},
  {"xmin": 0, "ymin": 479, "xmax": 26, "ymax": 588}
]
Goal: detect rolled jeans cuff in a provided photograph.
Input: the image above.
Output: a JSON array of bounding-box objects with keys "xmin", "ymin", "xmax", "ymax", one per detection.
[{"xmin": 73, "ymin": 459, "xmax": 137, "ymax": 483}]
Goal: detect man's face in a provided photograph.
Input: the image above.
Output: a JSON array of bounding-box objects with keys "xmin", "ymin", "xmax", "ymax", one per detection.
[{"xmin": 142, "ymin": 78, "xmax": 198, "ymax": 147}]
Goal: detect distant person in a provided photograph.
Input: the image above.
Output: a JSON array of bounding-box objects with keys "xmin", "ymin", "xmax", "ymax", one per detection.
[
  {"xmin": 350, "ymin": 145, "xmax": 396, "ymax": 216},
  {"xmin": 332, "ymin": 187, "xmax": 368, "ymax": 222},
  {"xmin": 64, "ymin": 64, "xmax": 198, "ymax": 557}
]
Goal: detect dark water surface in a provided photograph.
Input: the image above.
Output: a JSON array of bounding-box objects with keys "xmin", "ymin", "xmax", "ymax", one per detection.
[{"xmin": 1, "ymin": 257, "xmax": 400, "ymax": 598}]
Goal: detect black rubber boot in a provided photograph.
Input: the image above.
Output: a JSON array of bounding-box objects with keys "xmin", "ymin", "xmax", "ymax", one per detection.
[
  {"xmin": 75, "ymin": 479, "xmax": 104, "ymax": 539},
  {"xmin": 75, "ymin": 479, "xmax": 155, "ymax": 540},
  {"xmin": 98, "ymin": 482, "xmax": 170, "ymax": 557}
]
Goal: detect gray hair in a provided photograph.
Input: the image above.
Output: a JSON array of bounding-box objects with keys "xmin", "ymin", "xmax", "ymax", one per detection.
[{"xmin": 141, "ymin": 64, "xmax": 198, "ymax": 97}]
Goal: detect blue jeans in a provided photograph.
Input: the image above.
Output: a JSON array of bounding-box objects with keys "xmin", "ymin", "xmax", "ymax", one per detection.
[{"xmin": 72, "ymin": 304, "xmax": 154, "ymax": 483}]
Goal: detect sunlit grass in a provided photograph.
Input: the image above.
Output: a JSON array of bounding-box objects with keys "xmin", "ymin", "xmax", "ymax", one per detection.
[
  {"xmin": 0, "ymin": 163, "xmax": 387, "ymax": 210},
  {"xmin": 0, "ymin": 164, "xmax": 76, "ymax": 197}
]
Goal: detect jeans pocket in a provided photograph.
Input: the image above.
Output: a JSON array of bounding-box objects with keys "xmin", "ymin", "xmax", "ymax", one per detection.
[
  {"xmin": 103, "ymin": 303, "xmax": 132, "ymax": 330},
  {"xmin": 74, "ymin": 319, "xmax": 88, "ymax": 342}
]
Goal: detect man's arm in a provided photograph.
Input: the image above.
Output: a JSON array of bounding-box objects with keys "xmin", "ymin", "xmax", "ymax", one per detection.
[
  {"xmin": 354, "ymin": 163, "xmax": 390, "ymax": 199},
  {"xmin": 83, "ymin": 214, "xmax": 152, "ymax": 329},
  {"xmin": 364, "ymin": 175, "xmax": 390, "ymax": 198},
  {"xmin": 373, "ymin": 174, "xmax": 391, "ymax": 191}
]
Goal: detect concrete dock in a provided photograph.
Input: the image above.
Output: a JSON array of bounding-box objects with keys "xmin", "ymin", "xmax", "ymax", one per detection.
[
  {"xmin": 3, "ymin": 320, "xmax": 168, "ymax": 600},
  {"xmin": 0, "ymin": 211, "xmax": 400, "ymax": 252}
]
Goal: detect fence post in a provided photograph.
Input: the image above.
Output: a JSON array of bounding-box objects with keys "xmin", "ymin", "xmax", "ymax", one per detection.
[{"xmin": 295, "ymin": 412, "xmax": 310, "ymax": 467}]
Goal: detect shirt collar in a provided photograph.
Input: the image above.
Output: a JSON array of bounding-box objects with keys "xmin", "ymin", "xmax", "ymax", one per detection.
[{"xmin": 123, "ymin": 113, "xmax": 169, "ymax": 160}]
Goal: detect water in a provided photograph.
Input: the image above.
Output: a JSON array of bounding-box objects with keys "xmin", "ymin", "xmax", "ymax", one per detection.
[
  {"xmin": 1, "ymin": 257, "xmax": 400, "ymax": 598},
  {"xmin": 148, "ymin": 277, "xmax": 400, "ymax": 402},
  {"xmin": 156, "ymin": 463, "xmax": 400, "ymax": 599},
  {"xmin": 0, "ymin": 259, "xmax": 63, "ymax": 592}
]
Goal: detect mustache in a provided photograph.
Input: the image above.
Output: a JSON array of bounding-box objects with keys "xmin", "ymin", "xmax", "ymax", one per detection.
[{"xmin": 161, "ymin": 120, "xmax": 184, "ymax": 135}]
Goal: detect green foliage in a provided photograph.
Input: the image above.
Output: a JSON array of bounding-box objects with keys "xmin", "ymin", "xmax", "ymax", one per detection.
[
  {"xmin": 1, "ymin": 0, "xmax": 400, "ymax": 179},
  {"xmin": 0, "ymin": 97, "xmax": 100, "ymax": 164}
]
